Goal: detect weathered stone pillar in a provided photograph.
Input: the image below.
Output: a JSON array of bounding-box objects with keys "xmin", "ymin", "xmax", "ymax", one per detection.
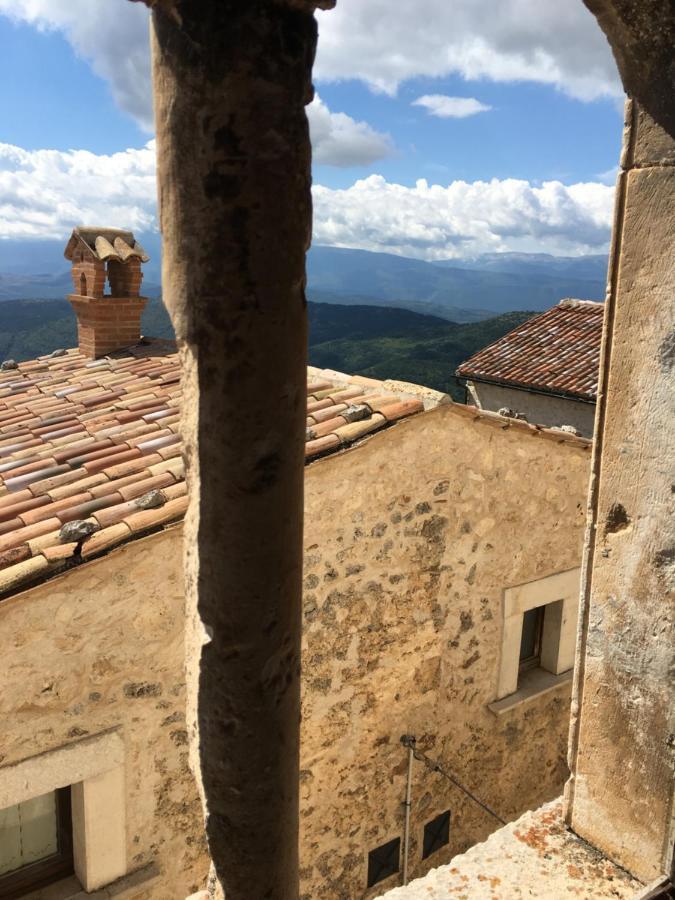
[
  {"xmin": 145, "ymin": 2, "xmax": 332, "ymax": 897},
  {"xmin": 565, "ymin": 98, "xmax": 675, "ymax": 884}
]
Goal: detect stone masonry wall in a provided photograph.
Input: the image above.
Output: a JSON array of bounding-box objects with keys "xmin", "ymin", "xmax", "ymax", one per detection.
[
  {"xmin": 300, "ymin": 404, "xmax": 590, "ymax": 899},
  {"xmin": 0, "ymin": 525, "xmax": 209, "ymax": 899},
  {"xmin": 0, "ymin": 404, "xmax": 589, "ymax": 900}
]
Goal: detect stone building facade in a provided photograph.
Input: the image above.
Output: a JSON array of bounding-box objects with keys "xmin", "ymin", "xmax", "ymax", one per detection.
[
  {"xmin": 300, "ymin": 399, "xmax": 589, "ymax": 897},
  {"xmin": 1, "ymin": 527, "xmax": 207, "ymax": 900},
  {"xmin": 0, "ymin": 340, "xmax": 589, "ymax": 898}
]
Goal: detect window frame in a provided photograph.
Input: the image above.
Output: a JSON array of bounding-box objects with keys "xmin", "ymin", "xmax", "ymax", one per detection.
[
  {"xmin": 495, "ymin": 568, "xmax": 581, "ymax": 702},
  {"xmin": 0, "ymin": 787, "xmax": 74, "ymax": 900}
]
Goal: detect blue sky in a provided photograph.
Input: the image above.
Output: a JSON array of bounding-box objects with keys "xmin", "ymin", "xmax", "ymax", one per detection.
[
  {"xmin": 0, "ymin": 0, "xmax": 623, "ymax": 259},
  {"xmin": 0, "ymin": 18, "xmax": 146, "ymax": 154},
  {"xmin": 315, "ymin": 77, "xmax": 622, "ymax": 189}
]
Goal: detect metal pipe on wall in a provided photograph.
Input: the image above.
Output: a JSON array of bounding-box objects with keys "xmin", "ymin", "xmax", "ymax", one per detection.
[{"xmin": 401, "ymin": 735, "xmax": 416, "ymax": 885}]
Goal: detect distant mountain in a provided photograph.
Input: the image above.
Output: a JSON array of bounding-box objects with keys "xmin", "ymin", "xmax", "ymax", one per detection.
[
  {"xmin": 0, "ymin": 272, "xmax": 162, "ymax": 301},
  {"xmin": 308, "ymin": 302, "xmax": 449, "ymax": 344},
  {"xmin": 0, "ymin": 297, "xmax": 532, "ymax": 402},
  {"xmin": 0, "ymin": 231, "xmax": 162, "ymax": 282},
  {"xmin": 307, "ymin": 246, "xmax": 606, "ymax": 318},
  {"xmin": 0, "ymin": 240, "xmax": 605, "ymax": 320},
  {"xmin": 432, "ymin": 251, "xmax": 608, "ymax": 281},
  {"xmin": 307, "ymin": 288, "xmax": 488, "ymax": 323}
]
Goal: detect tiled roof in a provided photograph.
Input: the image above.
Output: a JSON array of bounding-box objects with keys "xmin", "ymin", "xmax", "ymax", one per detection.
[
  {"xmin": 456, "ymin": 300, "xmax": 604, "ymax": 401},
  {"xmin": 64, "ymin": 226, "xmax": 149, "ymax": 263},
  {"xmin": 0, "ymin": 344, "xmax": 425, "ymax": 597}
]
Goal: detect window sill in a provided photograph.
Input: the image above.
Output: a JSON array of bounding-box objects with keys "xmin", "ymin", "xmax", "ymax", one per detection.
[{"xmin": 488, "ymin": 667, "xmax": 573, "ymax": 715}]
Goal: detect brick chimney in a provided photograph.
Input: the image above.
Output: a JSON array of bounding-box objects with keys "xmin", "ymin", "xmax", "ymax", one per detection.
[{"xmin": 64, "ymin": 227, "xmax": 150, "ymax": 358}]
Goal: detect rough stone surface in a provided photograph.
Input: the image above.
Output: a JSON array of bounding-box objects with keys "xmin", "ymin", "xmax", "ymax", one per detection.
[
  {"xmin": 0, "ymin": 407, "xmax": 589, "ymax": 899},
  {"xmin": 377, "ymin": 799, "xmax": 641, "ymax": 899},
  {"xmin": 583, "ymin": 0, "xmax": 675, "ymax": 138},
  {"xmin": 300, "ymin": 404, "xmax": 590, "ymax": 898},
  {"xmin": 134, "ymin": 490, "xmax": 167, "ymax": 510},
  {"xmin": 60, "ymin": 519, "xmax": 101, "ymax": 544},
  {"xmin": 150, "ymin": 2, "xmax": 322, "ymax": 897},
  {"xmin": 566, "ymin": 101, "xmax": 675, "ymax": 883},
  {"xmin": 0, "ymin": 527, "xmax": 208, "ymax": 898}
]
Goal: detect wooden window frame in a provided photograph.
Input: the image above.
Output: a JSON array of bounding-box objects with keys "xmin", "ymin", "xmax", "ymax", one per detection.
[{"xmin": 0, "ymin": 787, "xmax": 74, "ymax": 900}]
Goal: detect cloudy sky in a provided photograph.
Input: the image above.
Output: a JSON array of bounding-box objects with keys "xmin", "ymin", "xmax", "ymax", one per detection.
[{"xmin": 0, "ymin": 0, "xmax": 624, "ymax": 259}]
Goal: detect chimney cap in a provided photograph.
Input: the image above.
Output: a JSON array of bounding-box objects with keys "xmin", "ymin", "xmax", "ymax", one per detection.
[{"xmin": 64, "ymin": 226, "xmax": 149, "ymax": 263}]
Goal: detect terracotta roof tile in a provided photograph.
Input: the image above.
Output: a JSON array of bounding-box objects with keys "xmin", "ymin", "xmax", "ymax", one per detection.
[
  {"xmin": 0, "ymin": 342, "xmax": 427, "ymax": 596},
  {"xmin": 456, "ymin": 300, "xmax": 603, "ymax": 400}
]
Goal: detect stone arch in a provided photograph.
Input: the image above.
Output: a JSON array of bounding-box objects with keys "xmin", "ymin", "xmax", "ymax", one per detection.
[{"xmin": 582, "ymin": 0, "xmax": 675, "ymax": 137}]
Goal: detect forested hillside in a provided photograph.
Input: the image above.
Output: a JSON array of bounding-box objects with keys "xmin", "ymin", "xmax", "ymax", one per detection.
[
  {"xmin": 308, "ymin": 304, "xmax": 533, "ymax": 399},
  {"xmin": 0, "ymin": 298, "xmax": 533, "ymax": 402}
]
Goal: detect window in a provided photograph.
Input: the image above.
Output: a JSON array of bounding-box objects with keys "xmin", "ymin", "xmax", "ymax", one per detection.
[
  {"xmin": 518, "ymin": 605, "xmax": 545, "ymax": 677},
  {"xmin": 0, "ymin": 731, "xmax": 127, "ymax": 894},
  {"xmin": 0, "ymin": 788, "xmax": 73, "ymax": 898},
  {"xmin": 367, "ymin": 837, "xmax": 400, "ymax": 888},
  {"xmin": 422, "ymin": 810, "xmax": 450, "ymax": 859},
  {"xmin": 495, "ymin": 568, "xmax": 581, "ymax": 702}
]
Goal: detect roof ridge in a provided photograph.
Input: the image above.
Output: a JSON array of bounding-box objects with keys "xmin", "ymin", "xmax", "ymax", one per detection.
[{"xmin": 558, "ymin": 298, "xmax": 604, "ymax": 310}]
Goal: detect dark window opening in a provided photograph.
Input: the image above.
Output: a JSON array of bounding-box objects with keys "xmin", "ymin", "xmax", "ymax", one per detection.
[
  {"xmin": 79, "ymin": 272, "xmax": 87, "ymax": 295},
  {"xmin": 519, "ymin": 605, "xmax": 545, "ymax": 678},
  {"xmin": 0, "ymin": 787, "xmax": 74, "ymax": 899},
  {"xmin": 107, "ymin": 259, "xmax": 125, "ymax": 296},
  {"xmin": 423, "ymin": 810, "xmax": 451, "ymax": 859},
  {"xmin": 367, "ymin": 836, "xmax": 400, "ymax": 888}
]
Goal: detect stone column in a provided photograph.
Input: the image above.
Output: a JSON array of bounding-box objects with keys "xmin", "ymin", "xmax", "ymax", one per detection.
[
  {"xmin": 146, "ymin": 2, "xmax": 332, "ymax": 897},
  {"xmin": 565, "ymin": 99, "xmax": 675, "ymax": 883}
]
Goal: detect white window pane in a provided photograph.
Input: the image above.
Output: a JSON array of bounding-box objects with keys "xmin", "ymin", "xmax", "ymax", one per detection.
[
  {"xmin": 19, "ymin": 791, "xmax": 58, "ymax": 866},
  {"xmin": 0, "ymin": 804, "xmax": 22, "ymax": 875},
  {"xmin": 0, "ymin": 791, "xmax": 58, "ymax": 874}
]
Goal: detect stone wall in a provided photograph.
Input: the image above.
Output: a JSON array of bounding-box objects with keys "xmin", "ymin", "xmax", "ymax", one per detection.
[
  {"xmin": 0, "ymin": 526, "xmax": 209, "ymax": 899},
  {"xmin": 466, "ymin": 381, "xmax": 596, "ymax": 437},
  {"xmin": 300, "ymin": 403, "xmax": 590, "ymax": 898},
  {"xmin": 566, "ymin": 103, "xmax": 675, "ymax": 883},
  {"xmin": 0, "ymin": 404, "xmax": 590, "ymax": 900}
]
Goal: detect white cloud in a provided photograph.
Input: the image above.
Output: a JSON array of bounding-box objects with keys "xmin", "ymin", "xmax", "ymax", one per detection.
[
  {"xmin": 0, "ymin": 0, "xmax": 154, "ymax": 129},
  {"xmin": 0, "ymin": 2, "xmax": 391, "ymax": 168},
  {"xmin": 0, "ymin": 141, "xmax": 157, "ymax": 239},
  {"xmin": 312, "ymin": 175, "xmax": 615, "ymax": 259},
  {"xmin": 0, "ymin": 0, "xmax": 622, "ymax": 154},
  {"xmin": 0, "ymin": 140, "xmax": 614, "ymax": 258},
  {"xmin": 316, "ymin": 0, "xmax": 622, "ymax": 101},
  {"xmin": 309, "ymin": 95, "xmax": 393, "ymax": 166},
  {"xmin": 413, "ymin": 95, "xmax": 491, "ymax": 119}
]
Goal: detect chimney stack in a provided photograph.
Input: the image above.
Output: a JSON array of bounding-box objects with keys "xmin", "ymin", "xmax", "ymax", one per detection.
[{"xmin": 64, "ymin": 227, "xmax": 149, "ymax": 358}]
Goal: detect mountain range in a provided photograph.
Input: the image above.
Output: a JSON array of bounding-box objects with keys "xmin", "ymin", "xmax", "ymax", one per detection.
[
  {"xmin": 306, "ymin": 246, "xmax": 607, "ymax": 321},
  {"xmin": 0, "ymin": 238, "xmax": 606, "ymax": 322}
]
